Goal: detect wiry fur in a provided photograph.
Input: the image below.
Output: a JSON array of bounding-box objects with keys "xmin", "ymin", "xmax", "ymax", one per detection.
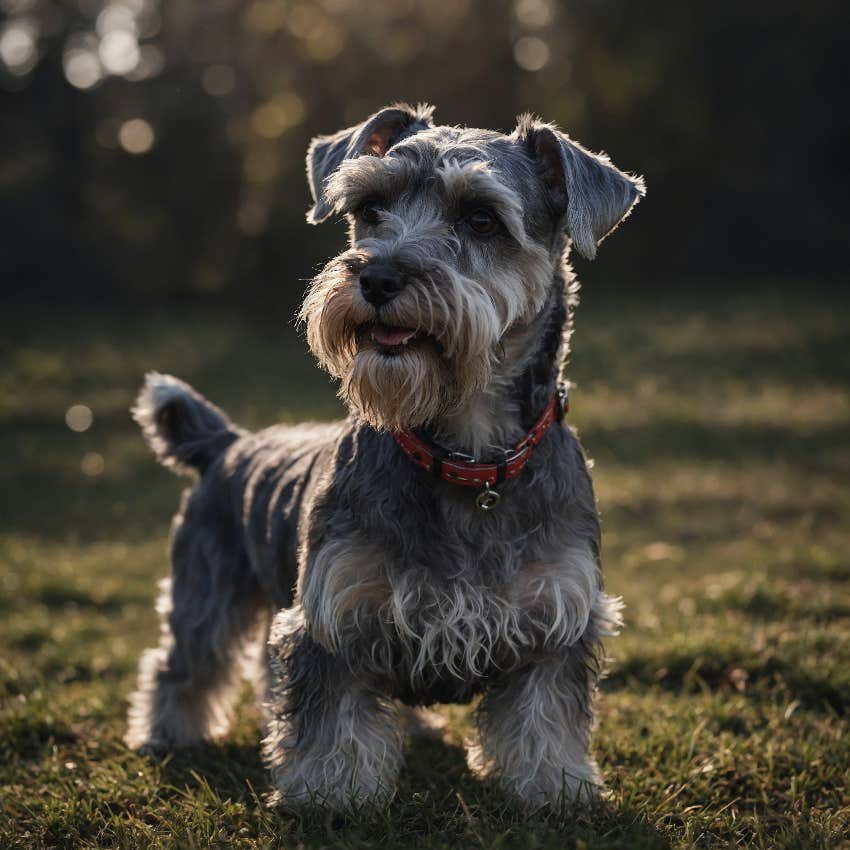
[
  {"xmin": 131, "ymin": 372, "xmax": 242, "ymax": 475},
  {"xmin": 263, "ymin": 606, "xmax": 403, "ymax": 808},
  {"xmin": 126, "ymin": 103, "xmax": 643, "ymax": 811}
]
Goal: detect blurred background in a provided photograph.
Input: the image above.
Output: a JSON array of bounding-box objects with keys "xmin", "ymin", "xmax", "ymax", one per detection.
[
  {"xmin": 3, "ymin": 4, "xmax": 850, "ymax": 845},
  {"xmin": 2, "ymin": 0, "xmax": 847, "ymax": 308}
]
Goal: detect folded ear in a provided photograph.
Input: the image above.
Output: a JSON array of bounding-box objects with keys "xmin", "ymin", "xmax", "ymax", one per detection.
[
  {"xmin": 516, "ymin": 115, "xmax": 645, "ymax": 259},
  {"xmin": 305, "ymin": 103, "xmax": 435, "ymax": 224}
]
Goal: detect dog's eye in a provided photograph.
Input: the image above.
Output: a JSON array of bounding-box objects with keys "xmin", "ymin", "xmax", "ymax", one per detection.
[
  {"xmin": 467, "ymin": 208, "xmax": 499, "ymax": 236},
  {"xmin": 357, "ymin": 201, "xmax": 382, "ymax": 225}
]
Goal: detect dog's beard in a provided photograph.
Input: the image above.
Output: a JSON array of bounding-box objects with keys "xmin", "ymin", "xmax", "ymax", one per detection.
[
  {"xmin": 344, "ymin": 345, "xmax": 449, "ymax": 429},
  {"xmin": 301, "ymin": 256, "xmax": 502, "ymax": 430}
]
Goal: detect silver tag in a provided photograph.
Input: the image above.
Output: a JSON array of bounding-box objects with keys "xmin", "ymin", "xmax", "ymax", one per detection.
[{"xmin": 475, "ymin": 484, "xmax": 501, "ymax": 511}]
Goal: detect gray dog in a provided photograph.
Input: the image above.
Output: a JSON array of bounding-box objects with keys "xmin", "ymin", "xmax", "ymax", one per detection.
[{"xmin": 125, "ymin": 103, "xmax": 644, "ymax": 810}]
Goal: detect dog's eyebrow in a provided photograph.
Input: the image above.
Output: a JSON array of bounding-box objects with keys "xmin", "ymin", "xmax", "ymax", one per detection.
[
  {"xmin": 436, "ymin": 160, "xmax": 528, "ymax": 246},
  {"xmin": 325, "ymin": 155, "xmax": 420, "ymax": 213},
  {"xmin": 327, "ymin": 154, "xmax": 530, "ymax": 246}
]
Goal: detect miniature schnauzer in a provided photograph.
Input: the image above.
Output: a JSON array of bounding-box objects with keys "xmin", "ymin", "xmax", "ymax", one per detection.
[{"xmin": 125, "ymin": 103, "xmax": 644, "ymax": 810}]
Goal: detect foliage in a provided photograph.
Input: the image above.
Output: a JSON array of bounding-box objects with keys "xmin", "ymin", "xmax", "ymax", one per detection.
[{"xmin": 1, "ymin": 0, "xmax": 847, "ymax": 304}]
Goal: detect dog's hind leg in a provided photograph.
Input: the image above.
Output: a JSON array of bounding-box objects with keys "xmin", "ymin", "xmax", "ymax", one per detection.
[
  {"xmin": 262, "ymin": 606, "xmax": 403, "ymax": 810},
  {"xmin": 126, "ymin": 493, "xmax": 271, "ymax": 751}
]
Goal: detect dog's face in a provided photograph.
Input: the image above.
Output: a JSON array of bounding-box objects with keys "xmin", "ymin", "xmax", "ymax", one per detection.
[{"xmin": 301, "ymin": 104, "xmax": 643, "ymax": 431}]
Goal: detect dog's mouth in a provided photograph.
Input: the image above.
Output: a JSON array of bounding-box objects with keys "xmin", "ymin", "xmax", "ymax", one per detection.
[{"xmin": 367, "ymin": 322, "xmax": 424, "ymax": 355}]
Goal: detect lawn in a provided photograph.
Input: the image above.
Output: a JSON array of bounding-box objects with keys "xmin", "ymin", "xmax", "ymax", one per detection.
[{"xmin": 1, "ymin": 283, "xmax": 848, "ymax": 849}]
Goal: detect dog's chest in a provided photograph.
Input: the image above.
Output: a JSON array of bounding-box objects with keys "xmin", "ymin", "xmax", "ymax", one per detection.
[{"xmin": 300, "ymin": 536, "xmax": 599, "ymax": 704}]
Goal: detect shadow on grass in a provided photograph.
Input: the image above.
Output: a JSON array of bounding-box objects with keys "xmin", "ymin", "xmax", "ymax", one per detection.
[
  {"xmin": 157, "ymin": 740, "xmax": 270, "ymax": 801},
  {"xmin": 606, "ymin": 651, "xmax": 849, "ymax": 714},
  {"xmin": 30, "ymin": 583, "xmax": 150, "ymax": 613},
  {"xmin": 155, "ymin": 736, "xmax": 672, "ymax": 849},
  {"xmin": 695, "ymin": 586, "xmax": 850, "ymax": 622},
  {"xmin": 585, "ymin": 420, "xmax": 850, "ymax": 469},
  {"xmin": 0, "ymin": 714, "xmax": 78, "ymax": 765},
  {"xmin": 573, "ymin": 284, "xmax": 850, "ymax": 393},
  {"xmin": 574, "ymin": 332, "xmax": 850, "ymax": 394},
  {"xmin": 605, "ymin": 492, "xmax": 841, "ymax": 552}
]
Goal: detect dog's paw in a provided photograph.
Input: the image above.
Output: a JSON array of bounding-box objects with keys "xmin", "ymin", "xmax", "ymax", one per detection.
[
  {"xmin": 506, "ymin": 767, "xmax": 603, "ymax": 812},
  {"xmin": 124, "ymin": 731, "xmax": 173, "ymax": 757},
  {"xmin": 136, "ymin": 741, "xmax": 168, "ymax": 758},
  {"xmin": 267, "ymin": 780, "xmax": 396, "ymax": 813}
]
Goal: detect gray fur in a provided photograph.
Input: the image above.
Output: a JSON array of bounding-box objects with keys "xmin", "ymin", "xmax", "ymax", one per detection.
[
  {"xmin": 132, "ymin": 372, "xmax": 242, "ymax": 475},
  {"xmin": 126, "ymin": 105, "xmax": 644, "ymax": 811},
  {"xmin": 306, "ymin": 102, "xmax": 435, "ymax": 224},
  {"xmin": 515, "ymin": 115, "xmax": 646, "ymax": 260}
]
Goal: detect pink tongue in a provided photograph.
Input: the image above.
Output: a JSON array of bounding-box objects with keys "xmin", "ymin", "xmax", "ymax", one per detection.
[{"xmin": 372, "ymin": 324, "xmax": 415, "ymax": 346}]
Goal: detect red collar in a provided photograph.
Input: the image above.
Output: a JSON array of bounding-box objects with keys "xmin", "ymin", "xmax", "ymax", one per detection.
[{"xmin": 392, "ymin": 387, "xmax": 568, "ymax": 492}]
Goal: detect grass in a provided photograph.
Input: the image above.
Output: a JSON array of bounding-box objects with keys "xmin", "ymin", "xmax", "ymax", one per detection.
[{"xmin": 1, "ymin": 282, "xmax": 849, "ymax": 849}]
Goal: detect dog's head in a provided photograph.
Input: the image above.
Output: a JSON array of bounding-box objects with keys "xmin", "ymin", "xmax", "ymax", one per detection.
[{"xmin": 300, "ymin": 103, "xmax": 644, "ymax": 431}]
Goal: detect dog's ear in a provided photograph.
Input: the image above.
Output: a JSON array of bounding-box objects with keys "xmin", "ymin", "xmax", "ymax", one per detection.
[
  {"xmin": 305, "ymin": 103, "xmax": 435, "ymax": 224},
  {"xmin": 516, "ymin": 115, "xmax": 645, "ymax": 260}
]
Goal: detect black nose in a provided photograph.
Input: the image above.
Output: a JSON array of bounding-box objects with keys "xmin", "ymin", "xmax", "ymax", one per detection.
[{"xmin": 359, "ymin": 264, "xmax": 405, "ymax": 307}]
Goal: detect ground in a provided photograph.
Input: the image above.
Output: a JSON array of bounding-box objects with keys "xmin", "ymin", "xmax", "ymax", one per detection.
[{"xmin": 1, "ymin": 283, "xmax": 848, "ymax": 849}]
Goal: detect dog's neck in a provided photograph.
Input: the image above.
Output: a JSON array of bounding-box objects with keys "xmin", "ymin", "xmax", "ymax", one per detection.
[{"xmin": 428, "ymin": 267, "xmax": 572, "ymax": 460}]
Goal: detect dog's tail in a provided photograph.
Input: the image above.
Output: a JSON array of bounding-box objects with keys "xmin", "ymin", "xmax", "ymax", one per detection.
[{"xmin": 132, "ymin": 372, "xmax": 242, "ymax": 476}]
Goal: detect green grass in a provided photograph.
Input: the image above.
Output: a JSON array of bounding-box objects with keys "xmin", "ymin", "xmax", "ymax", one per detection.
[{"xmin": 1, "ymin": 283, "xmax": 849, "ymax": 849}]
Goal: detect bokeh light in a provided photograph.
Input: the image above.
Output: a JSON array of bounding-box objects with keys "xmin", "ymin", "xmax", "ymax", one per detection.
[
  {"xmin": 243, "ymin": 0, "xmax": 287, "ymax": 35},
  {"xmin": 96, "ymin": 3, "xmax": 137, "ymax": 38},
  {"xmin": 513, "ymin": 35, "xmax": 550, "ymax": 71},
  {"xmin": 125, "ymin": 43, "xmax": 164, "ymax": 80},
  {"xmin": 0, "ymin": 0, "xmax": 843, "ymax": 302},
  {"xmin": 0, "ymin": 17, "xmax": 38, "ymax": 76},
  {"xmin": 65, "ymin": 404, "xmax": 93, "ymax": 432},
  {"xmin": 250, "ymin": 92, "xmax": 306, "ymax": 139},
  {"xmin": 81, "ymin": 451, "xmax": 105, "ymax": 476},
  {"xmin": 63, "ymin": 46, "xmax": 102, "ymax": 89},
  {"xmin": 514, "ymin": 0, "xmax": 553, "ymax": 29},
  {"xmin": 118, "ymin": 118, "xmax": 154, "ymax": 153},
  {"xmin": 98, "ymin": 28, "xmax": 139, "ymax": 74}
]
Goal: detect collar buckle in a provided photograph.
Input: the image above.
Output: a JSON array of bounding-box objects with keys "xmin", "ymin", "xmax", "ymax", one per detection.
[{"xmin": 446, "ymin": 449, "xmax": 478, "ymax": 463}]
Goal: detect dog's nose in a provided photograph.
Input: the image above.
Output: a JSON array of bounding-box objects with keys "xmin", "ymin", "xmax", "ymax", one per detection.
[{"xmin": 359, "ymin": 264, "xmax": 405, "ymax": 307}]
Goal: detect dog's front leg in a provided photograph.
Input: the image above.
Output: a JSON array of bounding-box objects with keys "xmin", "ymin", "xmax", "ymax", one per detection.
[
  {"xmin": 262, "ymin": 607, "xmax": 403, "ymax": 810},
  {"xmin": 468, "ymin": 643, "xmax": 603, "ymax": 808}
]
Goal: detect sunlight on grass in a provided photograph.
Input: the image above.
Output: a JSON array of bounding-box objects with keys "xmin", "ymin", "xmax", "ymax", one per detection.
[{"xmin": 1, "ymin": 285, "xmax": 848, "ymax": 848}]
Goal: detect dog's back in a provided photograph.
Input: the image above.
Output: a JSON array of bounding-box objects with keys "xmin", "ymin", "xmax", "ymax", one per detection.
[{"xmin": 133, "ymin": 372, "xmax": 345, "ymax": 609}]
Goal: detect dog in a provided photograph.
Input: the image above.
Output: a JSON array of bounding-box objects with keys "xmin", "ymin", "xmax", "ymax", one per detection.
[{"xmin": 125, "ymin": 103, "xmax": 644, "ymax": 810}]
